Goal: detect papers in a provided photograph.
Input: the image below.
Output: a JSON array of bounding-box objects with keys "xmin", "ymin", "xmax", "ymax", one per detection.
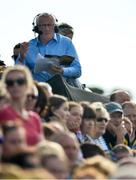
[
  {"xmin": 34, "ymin": 54, "xmax": 60, "ymax": 74},
  {"xmin": 34, "ymin": 53, "xmax": 74, "ymax": 74}
]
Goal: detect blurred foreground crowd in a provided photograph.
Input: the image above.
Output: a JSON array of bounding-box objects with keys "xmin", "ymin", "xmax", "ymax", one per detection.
[{"xmin": 0, "ymin": 65, "xmax": 136, "ymax": 179}]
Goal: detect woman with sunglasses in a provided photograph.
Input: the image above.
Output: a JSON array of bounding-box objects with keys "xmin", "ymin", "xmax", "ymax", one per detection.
[
  {"xmin": 87, "ymin": 102, "xmax": 110, "ymax": 153},
  {"xmin": 0, "ymin": 65, "xmax": 44, "ymax": 146}
]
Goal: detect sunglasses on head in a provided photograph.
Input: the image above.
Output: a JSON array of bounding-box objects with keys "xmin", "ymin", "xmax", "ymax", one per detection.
[
  {"xmin": 97, "ymin": 117, "xmax": 108, "ymax": 123},
  {"xmin": 27, "ymin": 94, "xmax": 38, "ymax": 100},
  {"xmin": 5, "ymin": 78, "xmax": 26, "ymax": 87}
]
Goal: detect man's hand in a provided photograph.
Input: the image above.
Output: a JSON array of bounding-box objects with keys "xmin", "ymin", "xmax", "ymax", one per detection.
[
  {"xmin": 50, "ymin": 64, "xmax": 63, "ymax": 74},
  {"xmin": 19, "ymin": 42, "xmax": 29, "ymax": 61},
  {"xmin": 107, "ymin": 120, "xmax": 127, "ymax": 144}
]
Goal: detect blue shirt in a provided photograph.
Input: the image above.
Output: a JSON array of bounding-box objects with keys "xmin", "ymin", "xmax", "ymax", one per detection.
[{"xmin": 16, "ymin": 33, "xmax": 81, "ymax": 82}]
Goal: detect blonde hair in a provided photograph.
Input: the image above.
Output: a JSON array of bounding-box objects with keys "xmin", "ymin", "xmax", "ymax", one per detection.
[
  {"xmin": 1, "ymin": 65, "xmax": 34, "ymax": 90},
  {"xmin": 0, "ymin": 163, "xmax": 56, "ymax": 179},
  {"xmin": 38, "ymin": 82, "xmax": 52, "ymax": 94},
  {"xmin": 91, "ymin": 102, "xmax": 110, "ymax": 120},
  {"xmin": 73, "ymin": 166, "xmax": 107, "ymax": 179},
  {"xmin": 68, "ymin": 101, "xmax": 83, "ymax": 111},
  {"xmin": 37, "ymin": 140, "xmax": 68, "ymax": 162},
  {"xmin": 80, "ymin": 155, "xmax": 117, "ymax": 177},
  {"xmin": 0, "ymin": 81, "xmax": 10, "ymax": 98}
]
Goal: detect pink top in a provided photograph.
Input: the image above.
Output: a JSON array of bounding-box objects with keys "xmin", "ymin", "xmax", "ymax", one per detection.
[{"xmin": 0, "ymin": 105, "xmax": 43, "ymax": 146}]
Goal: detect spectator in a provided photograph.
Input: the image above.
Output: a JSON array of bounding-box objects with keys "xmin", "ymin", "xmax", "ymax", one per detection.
[
  {"xmin": 16, "ymin": 12, "xmax": 82, "ymax": 88},
  {"xmin": 80, "ymin": 143, "xmax": 106, "ymax": 158},
  {"xmin": 67, "ymin": 101, "xmax": 84, "ymax": 143},
  {"xmin": 37, "ymin": 140, "xmax": 69, "ymax": 179},
  {"xmin": 122, "ymin": 117, "xmax": 133, "ymax": 139},
  {"xmin": 122, "ymin": 101, "xmax": 136, "ymax": 148},
  {"xmin": 33, "ymin": 81, "xmax": 48, "ymax": 116},
  {"xmin": 74, "ymin": 155, "xmax": 117, "ymax": 179},
  {"xmin": 42, "ymin": 121, "xmax": 65, "ymax": 140},
  {"xmin": 25, "ymin": 83, "xmax": 39, "ymax": 111},
  {"xmin": 44, "ymin": 94, "xmax": 69, "ymax": 130},
  {"xmin": 0, "ymin": 60, "xmax": 6, "ymax": 78},
  {"xmin": 109, "ymin": 89, "xmax": 131, "ymax": 104},
  {"xmin": 1, "ymin": 122, "xmax": 27, "ymax": 159},
  {"xmin": 0, "ymin": 65, "xmax": 44, "ymax": 146},
  {"xmin": 111, "ymin": 144, "xmax": 133, "ymax": 162},
  {"xmin": 88, "ymin": 102, "xmax": 110, "ymax": 153},
  {"xmin": 58, "ymin": 23, "xmax": 74, "ymax": 39},
  {"xmin": 50, "ymin": 132, "xmax": 83, "ymax": 171},
  {"xmin": 80, "ymin": 102, "xmax": 97, "ymax": 142},
  {"xmin": 11, "ymin": 43, "xmax": 21, "ymax": 62},
  {"xmin": 72, "ymin": 165, "xmax": 107, "ymax": 179},
  {"xmin": 38, "ymin": 82, "xmax": 53, "ymax": 99},
  {"xmin": 104, "ymin": 102, "xmax": 129, "ymax": 148}
]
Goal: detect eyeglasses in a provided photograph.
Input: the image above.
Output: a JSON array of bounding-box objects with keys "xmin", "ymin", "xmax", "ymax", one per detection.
[
  {"xmin": 27, "ymin": 94, "xmax": 38, "ymax": 100},
  {"xmin": 96, "ymin": 117, "xmax": 108, "ymax": 123},
  {"xmin": 38, "ymin": 24, "xmax": 54, "ymax": 28},
  {"xmin": 5, "ymin": 78, "xmax": 26, "ymax": 87}
]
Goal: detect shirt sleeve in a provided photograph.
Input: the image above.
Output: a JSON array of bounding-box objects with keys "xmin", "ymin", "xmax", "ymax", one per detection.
[
  {"xmin": 63, "ymin": 59, "xmax": 81, "ymax": 78},
  {"xmin": 62, "ymin": 40, "xmax": 82, "ymax": 78}
]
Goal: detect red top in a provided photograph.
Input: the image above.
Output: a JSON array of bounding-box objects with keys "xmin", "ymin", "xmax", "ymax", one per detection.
[{"xmin": 0, "ymin": 105, "xmax": 43, "ymax": 146}]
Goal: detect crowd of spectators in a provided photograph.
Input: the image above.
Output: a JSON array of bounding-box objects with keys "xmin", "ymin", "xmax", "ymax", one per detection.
[{"xmin": 0, "ymin": 12, "xmax": 136, "ymax": 179}]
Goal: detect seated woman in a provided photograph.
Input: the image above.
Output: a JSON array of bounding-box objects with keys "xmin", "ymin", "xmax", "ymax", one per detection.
[
  {"xmin": 44, "ymin": 94, "xmax": 70, "ymax": 131},
  {"xmin": 0, "ymin": 65, "xmax": 44, "ymax": 146},
  {"xmin": 80, "ymin": 102, "xmax": 97, "ymax": 143},
  {"xmin": 25, "ymin": 81, "xmax": 47, "ymax": 119},
  {"xmin": 1, "ymin": 122, "xmax": 27, "ymax": 160},
  {"xmin": 66, "ymin": 101, "xmax": 84, "ymax": 143},
  {"xmin": 87, "ymin": 102, "xmax": 110, "ymax": 153}
]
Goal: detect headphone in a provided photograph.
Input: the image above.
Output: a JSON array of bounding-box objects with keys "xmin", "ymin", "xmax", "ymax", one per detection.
[{"xmin": 32, "ymin": 13, "xmax": 59, "ymax": 34}]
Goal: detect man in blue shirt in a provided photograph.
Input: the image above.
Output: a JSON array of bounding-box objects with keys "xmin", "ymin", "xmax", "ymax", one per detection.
[{"xmin": 16, "ymin": 13, "xmax": 82, "ymax": 88}]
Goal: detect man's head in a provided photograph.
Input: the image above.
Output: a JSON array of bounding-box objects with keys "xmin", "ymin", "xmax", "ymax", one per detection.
[
  {"xmin": 105, "ymin": 102, "xmax": 123, "ymax": 126},
  {"xmin": 110, "ymin": 89, "xmax": 131, "ymax": 104},
  {"xmin": 12, "ymin": 43, "xmax": 21, "ymax": 62},
  {"xmin": 58, "ymin": 23, "xmax": 74, "ymax": 39},
  {"xmin": 122, "ymin": 101, "xmax": 136, "ymax": 129},
  {"xmin": 33, "ymin": 13, "xmax": 58, "ymax": 39},
  {"xmin": 51, "ymin": 132, "xmax": 79, "ymax": 168}
]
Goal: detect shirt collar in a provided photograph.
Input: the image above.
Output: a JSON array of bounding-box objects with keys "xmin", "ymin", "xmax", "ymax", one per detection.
[
  {"xmin": 36, "ymin": 33, "xmax": 58, "ymax": 45},
  {"xmin": 53, "ymin": 33, "xmax": 58, "ymax": 41}
]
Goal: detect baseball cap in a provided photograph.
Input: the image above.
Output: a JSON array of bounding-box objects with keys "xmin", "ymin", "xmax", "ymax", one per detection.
[{"xmin": 105, "ymin": 102, "xmax": 123, "ymax": 114}]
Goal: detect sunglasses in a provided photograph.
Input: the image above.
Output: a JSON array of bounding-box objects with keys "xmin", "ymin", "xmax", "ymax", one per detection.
[
  {"xmin": 97, "ymin": 117, "xmax": 108, "ymax": 123},
  {"xmin": 27, "ymin": 94, "xmax": 38, "ymax": 100},
  {"xmin": 5, "ymin": 78, "xmax": 26, "ymax": 87}
]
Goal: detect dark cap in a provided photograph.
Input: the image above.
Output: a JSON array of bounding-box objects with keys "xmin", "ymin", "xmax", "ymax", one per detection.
[{"xmin": 105, "ymin": 102, "xmax": 123, "ymax": 114}]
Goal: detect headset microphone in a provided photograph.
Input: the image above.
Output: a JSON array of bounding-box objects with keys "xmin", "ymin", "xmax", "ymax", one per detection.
[
  {"xmin": 37, "ymin": 30, "xmax": 43, "ymax": 35},
  {"xmin": 32, "ymin": 24, "xmax": 43, "ymax": 35}
]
